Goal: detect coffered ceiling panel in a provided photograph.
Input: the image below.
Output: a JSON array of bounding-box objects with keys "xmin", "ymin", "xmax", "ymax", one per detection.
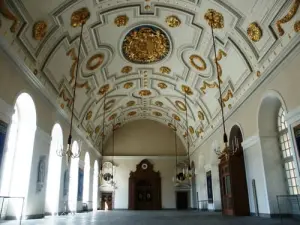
[{"xmin": 0, "ymin": 0, "xmax": 299, "ymax": 154}]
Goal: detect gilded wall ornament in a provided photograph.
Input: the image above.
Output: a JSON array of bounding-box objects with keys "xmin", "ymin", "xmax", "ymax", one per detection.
[
  {"xmin": 173, "ymin": 114, "xmax": 181, "ymax": 121},
  {"xmin": 86, "ymin": 111, "xmax": 92, "ymax": 120},
  {"xmin": 128, "ymin": 111, "xmax": 137, "ymax": 116},
  {"xmin": 98, "ymin": 84, "xmax": 109, "ymax": 95},
  {"xmin": 139, "ymin": 90, "xmax": 151, "ymax": 96},
  {"xmin": 71, "ymin": 8, "xmax": 90, "ymax": 27},
  {"xmin": 127, "ymin": 101, "xmax": 135, "ymax": 107},
  {"xmin": 121, "ymin": 66, "xmax": 132, "ymax": 74},
  {"xmin": 95, "ymin": 126, "xmax": 100, "ymax": 134},
  {"xmin": 153, "ymin": 111, "xmax": 162, "ymax": 116},
  {"xmin": 294, "ymin": 21, "xmax": 300, "ymax": 32},
  {"xmin": 220, "ymin": 89, "xmax": 233, "ymax": 107},
  {"xmin": 189, "ymin": 55, "xmax": 207, "ymax": 71},
  {"xmin": 109, "ymin": 113, "xmax": 117, "ymax": 121},
  {"xmin": 204, "ymin": 9, "xmax": 224, "ymax": 29},
  {"xmin": 114, "ymin": 15, "xmax": 129, "ymax": 27},
  {"xmin": 189, "ymin": 126, "xmax": 194, "ymax": 134},
  {"xmin": 168, "ymin": 123, "xmax": 177, "ymax": 131},
  {"xmin": 159, "ymin": 66, "xmax": 171, "ymax": 74},
  {"xmin": 86, "ymin": 54, "xmax": 104, "ymax": 70},
  {"xmin": 276, "ymin": 0, "xmax": 300, "ymax": 36},
  {"xmin": 33, "ymin": 21, "xmax": 47, "ymax": 41},
  {"xmin": 0, "ymin": 0, "xmax": 19, "ymax": 33},
  {"xmin": 165, "ymin": 15, "xmax": 181, "ymax": 28},
  {"xmin": 155, "ymin": 101, "xmax": 163, "ymax": 107},
  {"xmin": 105, "ymin": 100, "xmax": 115, "ymax": 110},
  {"xmin": 122, "ymin": 25, "xmax": 170, "ymax": 64},
  {"xmin": 175, "ymin": 100, "xmax": 187, "ymax": 111},
  {"xmin": 247, "ymin": 22, "xmax": 262, "ymax": 42},
  {"xmin": 200, "ymin": 81, "xmax": 219, "ymax": 94},
  {"xmin": 181, "ymin": 85, "xmax": 193, "ymax": 95},
  {"xmin": 124, "ymin": 82, "xmax": 133, "ymax": 89},
  {"xmin": 198, "ymin": 111, "xmax": 205, "ymax": 121},
  {"xmin": 59, "ymin": 89, "xmax": 72, "ymax": 108},
  {"xmin": 158, "ymin": 82, "xmax": 167, "ymax": 89}
]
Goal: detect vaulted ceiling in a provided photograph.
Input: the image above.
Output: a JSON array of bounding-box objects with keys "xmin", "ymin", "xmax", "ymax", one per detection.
[{"xmin": 0, "ymin": 0, "xmax": 299, "ymax": 152}]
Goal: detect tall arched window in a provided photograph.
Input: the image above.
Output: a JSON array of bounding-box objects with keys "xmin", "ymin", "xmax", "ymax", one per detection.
[
  {"xmin": 68, "ymin": 141, "xmax": 79, "ymax": 212},
  {"xmin": 92, "ymin": 161, "xmax": 99, "ymax": 211},
  {"xmin": 45, "ymin": 123, "xmax": 63, "ymax": 214},
  {"xmin": 0, "ymin": 93, "xmax": 36, "ymax": 217},
  {"xmin": 83, "ymin": 152, "xmax": 90, "ymax": 204},
  {"xmin": 278, "ymin": 107, "xmax": 300, "ymax": 195}
]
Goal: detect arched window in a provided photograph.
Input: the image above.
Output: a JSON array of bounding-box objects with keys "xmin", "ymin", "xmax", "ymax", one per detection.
[
  {"xmin": 278, "ymin": 107, "xmax": 300, "ymax": 195},
  {"xmin": 0, "ymin": 93, "xmax": 36, "ymax": 218},
  {"xmin": 68, "ymin": 141, "xmax": 79, "ymax": 212},
  {"xmin": 45, "ymin": 123, "xmax": 63, "ymax": 214},
  {"xmin": 83, "ymin": 152, "xmax": 90, "ymax": 204},
  {"xmin": 93, "ymin": 161, "xmax": 99, "ymax": 211}
]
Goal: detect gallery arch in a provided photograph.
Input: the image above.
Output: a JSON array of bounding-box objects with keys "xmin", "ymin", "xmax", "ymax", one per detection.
[
  {"xmin": 83, "ymin": 152, "xmax": 90, "ymax": 205},
  {"xmin": 93, "ymin": 160, "xmax": 99, "ymax": 211}
]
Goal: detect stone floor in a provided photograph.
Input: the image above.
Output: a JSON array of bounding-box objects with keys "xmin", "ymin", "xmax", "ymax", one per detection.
[{"xmin": 0, "ymin": 211, "xmax": 298, "ymax": 225}]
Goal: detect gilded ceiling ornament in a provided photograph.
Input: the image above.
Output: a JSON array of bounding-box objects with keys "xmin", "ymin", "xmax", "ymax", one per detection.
[
  {"xmin": 247, "ymin": 22, "xmax": 262, "ymax": 42},
  {"xmin": 214, "ymin": 49, "xmax": 227, "ymax": 83},
  {"xmin": 145, "ymin": 5, "xmax": 151, "ymax": 10},
  {"xmin": 124, "ymin": 82, "xmax": 133, "ymax": 89},
  {"xmin": 173, "ymin": 114, "xmax": 181, "ymax": 121},
  {"xmin": 128, "ymin": 111, "xmax": 137, "ymax": 116},
  {"xmin": 189, "ymin": 55, "xmax": 207, "ymax": 71},
  {"xmin": 200, "ymin": 81, "xmax": 219, "ymax": 94},
  {"xmin": 139, "ymin": 90, "xmax": 151, "ymax": 96},
  {"xmin": 220, "ymin": 89, "xmax": 233, "ymax": 107},
  {"xmin": 105, "ymin": 100, "xmax": 115, "ymax": 110},
  {"xmin": 198, "ymin": 111, "xmax": 205, "ymax": 121},
  {"xmin": 196, "ymin": 128, "xmax": 204, "ymax": 137},
  {"xmin": 86, "ymin": 54, "xmax": 104, "ymax": 71},
  {"xmin": 153, "ymin": 111, "xmax": 162, "ymax": 116},
  {"xmin": 71, "ymin": 8, "xmax": 90, "ymax": 27},
  {"xmin": 204, "ymin": 9, "xmax": 224, "ymax": 29},
  {"xmin": 114, "ymin": 15, "xmax": 129, "ymax": 27},
  {"xmin": 122, "ymin": 26, "xmax": 170, "ymax": 64},
  {"xmin": 33, "ymin": 21, "xmax": 47, "ymax": 41},
  {"xmin": 159, "ymin": 66, "xmax": 171, "ymax": 74},
  {"xmin": 276, "ymin": 0, "xmax": 300, "ymax": 36},
  {"xmin": 121, "ymin": 66, "xmax": 133, "ymax": 74},
  {"xmin": 127, "ymin": 101, "xmax": 135, "ymax": 107},
  {"xmin": 0, "ymin": 0, "xmax": 19, "ymax": 33},
  {"xmin": 158, "ymin": 82, "xmax": 167, "ymax": 89},
  {"xmin": 109, "ymin": 113, "xmax": 117, "ymax": 121},
  {"xmin": 294, "ymin": 21, "xmax": 300, "ymax": 32},
  {"xmin": 165, "ymin": 15, "xmax": 181, "ymax": 28},
  {"xmin": 189, "ymin": 126, "xmax": 194, "ymax": 134},
  {"xmin": 86, "ymin": 111, "xmax": 92, "ymax": 120},
  {"xmin": 60, "ymin": 103, "xmax": 65, "ymax": 109},
  {"xmin": 181, "ymin": 85, "xmax": 193, "ymax": 95},
  {"xmin": 59, "ymin": 89, "xmax": 72, "ymax": 108},
  {"xmin": 95, "ymin": 126, "xmax": 100, "ymax": 134},
  {"xmin": 256, "ymin": 71, "xmax": 261, "ymax": 77},
  {"xmin": 155, "ymin": 101, "xmax": 163, "ymax": 107},
  {"xmin": 98, "ymin": 84, "xmax": 109, "ymax": 95},
  {"xmin": 168, "ymin": 123, "xmax": 177, "ymax": 131},
  {"xmin": 175, "ymin": 100, "xmax": 187, "ymax": 111}
]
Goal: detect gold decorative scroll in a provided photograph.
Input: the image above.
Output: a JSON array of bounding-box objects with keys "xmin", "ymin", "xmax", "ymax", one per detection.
[
  {"xmin": 198, "ymin": 111, "xmax": 205, "ymax": 121},
  {"xmin": 114, "ymin": 15, "xmax": 129, "ymax": 27},
  {"xmin": 175, "ymin": 100, "xmax": 187, "ymax": 111},
  {"xmin": 0, "ymin": 0, "xmax": 19, "ymax": 33},
  {"xmin": 215, "ymin": 49, "xmax": 227, "ymax": 61},
  {"xmin": 189, "ymin": 126, "xmax": 194, "ymax": 134},
  {"xmin": 86, "ymin": 111, "xmax": 92, "ymax": 120},
  {"xmin": 59, "ymin": 89, "xmax": 73, "ymax": 108},
  {"xmin": 86, "ymin": 54, "xmax": 104, "ymax": 71},
  {"xmin": 204, "ymin": 9, "xmax": 224, "ymax": 29},
  {"xmin": 173, "ymin": 114, "xmax": 181, "ymax": 121},
  {"xmin": 71, "ymin": 8, "xmax": 90, "ymax": 27},
  {"xmin": 139, "ymin": 90, "xmax": 151, "ymax": 96},
  {"xmin": 276, "ymin": 0, "xmax": 300, "ymax": 36},
  {"xmin": 168, "ymin": 123, "xmax": 177, "ymax": 131},
  {"xmin": 67, "ymin": 48, "xmax": 91, "ymax": 92},
  {"xmin": 124, "ymin": 82, "xmax": 133, "ymax": 89},
  {"xmin": 105, "ymin": 99, "xmax": 115, "ymax": 110},
  {"xmin": 160, "ymin": 66, "xmax": 171, "ymax": 74},
  {"xmin": 98, "ymin": 84, "xmax": 109, "ymax": 95},
  {"xmin": 181, "ymin": 85, "xmax": 193, "ymax": 95},
  {"xmin": 33, "ymin": 21, "xmax": 47, "ymax": 40},
  {"xmin": 165, "ymin": 15, "xmax": 181, "ymax": 27},
  {"xmin": 189, "ymin": 55, "xmax": 207, "ymax": 71},
  {"xmin": 247, "ymin": 22, "xmax": 262, "ymax": 42},
  {"xmin": 200, "ymin": 81, "xmax": 219, "ymax": 94},
  {"xmin": 295, "ymin": 20, "xmax": 300, "ymax": 32},
  {"xmin": 220, "ymin": 89, "xmax": 233, "ymax": 107}
]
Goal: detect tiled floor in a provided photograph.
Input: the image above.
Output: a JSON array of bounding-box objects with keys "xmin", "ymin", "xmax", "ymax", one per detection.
[{"xmin": 0, "ymin": 211, "xmax": 298, "ymax": 225}]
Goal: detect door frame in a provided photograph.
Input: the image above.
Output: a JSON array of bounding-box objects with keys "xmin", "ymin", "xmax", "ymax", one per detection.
[{"xmin": 175, "ymin": 190, "xmax": 190, "ymax": 210}]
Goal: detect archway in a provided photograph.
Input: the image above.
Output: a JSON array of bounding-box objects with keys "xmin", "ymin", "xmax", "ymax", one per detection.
[
  {"xmin": 0, "ymin": 93, "xmax": 36, "ymax": 218},
  {"xmin": 92, "ymin": 161, "xmax": 99, "ymax": 211},
  {"xmin": 68, "ymin": 141, "xmax": 79, "ymax": 213},
  {"xmin": 45, "ymin": 123, "xmax": 63, "ymax": 215},
  {"xmin": 83, "ymin": 152, "xmax": 90, "ymax": 206}
]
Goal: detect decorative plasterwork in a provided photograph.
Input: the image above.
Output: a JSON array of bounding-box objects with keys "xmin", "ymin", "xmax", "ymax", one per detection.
[
  {"xmin": 165, "ymin": 15, "xmax": 181, "ymax": 28},
  {"xmin": 71, "ymin": 8, "xmax": 90, "ymax": 27},
  {"xmin": 114, "ymin": 15, "xmax": 129, "ymax": 27},
  {"xmin": 247, "ymin": 22, "xmax": 262, "ymax": 42},
  {"xmin": 204, "ymin": 9, "xmax": 224, "ymax": 29},
  {"xmin": 33, "ymin": 21, "xmax": 47, "ymax": 41}
]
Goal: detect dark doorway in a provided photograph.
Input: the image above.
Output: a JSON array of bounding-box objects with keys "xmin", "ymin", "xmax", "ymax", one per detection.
[
  {"xmin": 176, "ymin": 191, "xmax": 188, "ymax": 210},
  {"xmin": 101, "ymin": 192, "xmax": 113, "ymax": 210}
]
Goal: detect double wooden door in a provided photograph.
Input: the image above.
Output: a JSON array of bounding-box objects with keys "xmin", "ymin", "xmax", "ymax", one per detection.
[
  {"xmin": 219, "ymin": 163, "xmax": 233, "ymax": 215},
  {"xmin": 101, "ymin": 193, "xmax": 112, "ymax": 210}
]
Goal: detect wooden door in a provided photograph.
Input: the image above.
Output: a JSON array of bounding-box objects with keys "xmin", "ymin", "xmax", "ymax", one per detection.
[
  {"xmin": 220, "ymin": 163, "xmax": 233, "ymax": 215},
  {"xmin": 176, "ymin": 191, "xmax": 188, "ymax": 210},
  {"xmin": 136, "ymin": 181, "xmax": 153, "ymax": 210},
  {"xmin": 101, "ymin": 193, "xmax": 112, "ymax": 210}
]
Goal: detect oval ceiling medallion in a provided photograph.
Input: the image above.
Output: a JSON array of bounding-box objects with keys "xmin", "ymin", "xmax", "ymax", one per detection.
[
  {"xmin": 86, "ymin": 54, "xmax": 104, "ymax": 70},
  {"xmin": 153, "ymin": 111, "xmax": 162, "ymax": 116},
  {"xmin": 122, "ymin": 25, "xmax": 171, "ymax": 64},
  {"xmin": 175, "ymin": 100, "xmax": 187, "ymax": 111},
  {"xmin": 124, "ymin": 82, "xmax": 133, "ymax": 89},
  {"xmin": 181, "ymin": 85, "xmax": 193, "ymax": 95},
  {"xmin": 98, "ymin": 84, "xmax": 109, "ymax": 95},
  {"xmin": 198, "ymin": 111, "xmax": 205, "ymax": 120},
  {"xmin": 128, "ymin": 111, "xmax": 137, "ymax": 116},
  {"xmin": 127, "ymin": 101, "xmax": 135, "ymax": 107},
  {"xmin": 165, "ymin": 15, "xmax": 181, "ymax": 27},
  {"xmin": 189, "ymin": 55, "xmax": 207, "ymax": 71},
  {"xmin": 155, "ymin": 101, "xmax": 163, "ymax": 107},
  {"xmin": 108, "ymin": 113, "xmax": 117, "ymax": 121},
  {"xmin": 173, "ymin": 114, "xmax": 181, "ymax": 121},
  {"xmin": 247, "ymin": 22, "xmax": 262, "ymax": 42},
  {"xmin": 168, "ymin": 123, "xmax": 177, "ymax": 131},
  {"xmin": 158, "ymin": 82, "xmax": 167, "ymax": 89},
  {"xmin": 95, "ymin": 126, "xmax": 100, "ymax": 134},
  {"xmin": 33, "ymin": 21, "xmax": 47, "ymax": 41},
  {"xmin": 121, "ymin": 66, "xmax": 132, "ymax": 74},
  {"xmin": 160, "ymin": 66, "xmax": 171, "ymax": 74},
  {"xmin": 86, "ymin": 111, "xmax": 92, "ymax": 120},
  {"xmin": 139, "ymin": 89, "xmax": 152, "ymax": 96},
  {"xmin": 105, "ymin": 100, "xmax": 115, "ymax": 110}
]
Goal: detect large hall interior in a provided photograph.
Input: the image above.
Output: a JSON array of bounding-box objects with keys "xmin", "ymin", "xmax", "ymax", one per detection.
[{"xmin": 0, "ymin": 0, "xmax": 299, "ymax": 224}]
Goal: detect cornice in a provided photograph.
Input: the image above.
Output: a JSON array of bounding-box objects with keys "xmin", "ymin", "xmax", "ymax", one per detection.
[{"xmin": 241, "ymin": 135, "xmax": 260, "ymax": 150}]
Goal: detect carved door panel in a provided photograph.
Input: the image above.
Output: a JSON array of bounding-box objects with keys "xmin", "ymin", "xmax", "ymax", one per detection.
[{"xmin": 220, "ymin": 163, "xmax": 233, "ymax": 215}]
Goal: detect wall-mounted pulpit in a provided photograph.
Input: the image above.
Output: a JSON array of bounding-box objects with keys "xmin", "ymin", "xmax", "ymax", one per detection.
[{"xmin": 219, "ymin": 125, "xmax": 250, "ymax": 216}]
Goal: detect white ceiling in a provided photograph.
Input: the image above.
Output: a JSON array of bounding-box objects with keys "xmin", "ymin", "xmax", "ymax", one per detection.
[{"xmin": 0, "ymin": 0, "xmax": 299, "ymax": 152}]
